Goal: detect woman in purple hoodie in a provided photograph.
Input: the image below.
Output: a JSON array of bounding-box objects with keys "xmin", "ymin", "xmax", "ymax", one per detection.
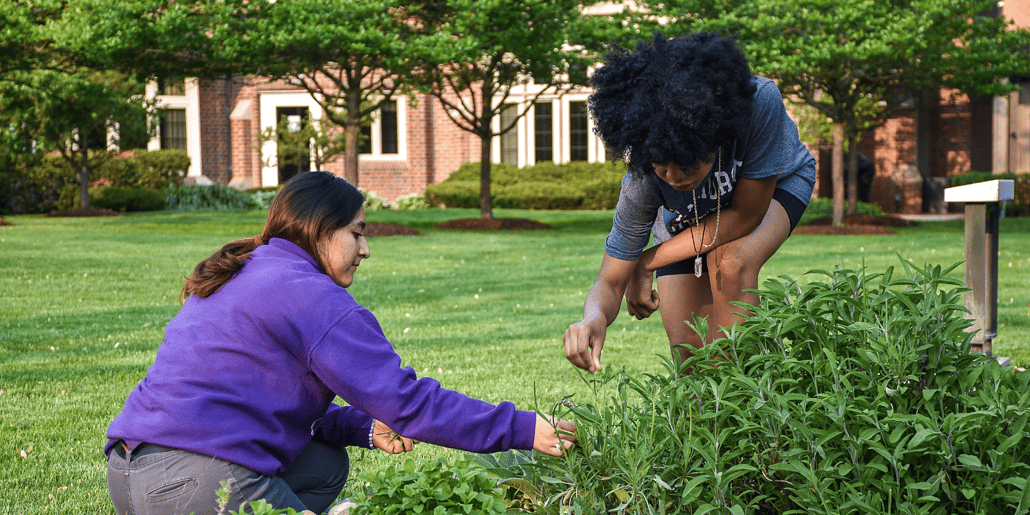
[{"xmin": 106, "ymin": 171, "xmax": 575, "ymax": 515}]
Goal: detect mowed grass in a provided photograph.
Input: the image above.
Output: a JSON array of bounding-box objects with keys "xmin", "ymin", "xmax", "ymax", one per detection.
[{"xmin": 2, "ymin": 208, "xmax": 1029, "ymax": 514}]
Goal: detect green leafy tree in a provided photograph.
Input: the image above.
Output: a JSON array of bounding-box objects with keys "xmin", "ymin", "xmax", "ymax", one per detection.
[
  {"xmin": 67, "ymin": 0, "xmax": 453, "ymax": 188},
  {"xmin": 1, "ymin": 2, "xmax": 155, "ymax": 212},
  {"xmin": 6, "ymin": 69, "xmax": 154, "ymax": 209},
  {"xmin": 417, "ymin": 0, "xmax": 600, "ymax": 219},
  {"xmin": 242, "ymin": 0, "xmax": 454, "ymax": 187},
  {"xmin": 644, "ymin": 0, "xmax": 1030, "ymax": 224}
]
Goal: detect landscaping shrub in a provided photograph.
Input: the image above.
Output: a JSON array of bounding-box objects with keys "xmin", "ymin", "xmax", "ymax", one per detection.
[
  {"xmin": 486, "ymin": 260, "xmax": 1030, "ymax": 514},
  {"xmin": 393, "ymin": 192, "xmax": 428, "ymax": 210},
  {"xmin": 951, "ymin": 171, "xmax": 1029, "ymax": 216},
  {"xmin": 7, "ymin": 149, "xmax": 189, "ymax": 212},
  {"xmin": 164, "ymin": 184, "xmax": 257, "ymax": 211},
  {"xmin": 803, "ymin": 196, "xmax": 885, "ymax": 220},
  {"xmin": 89, "ymin": 186, "xmax": 165, "ymax": 212},
  {"xmin": 247, "ymin": 186, "xmax": 280, "ymax": 210},
  {"xmin": 425, "ymin": 161, "xmax": 626, "ymax": 210},
  {"xmin": 425, "ymin": 181, "xmax": 481, "ymax": 208},
  {"xmin": 361, "ymin": 189, "xmax": 392, "ymax": 211}
]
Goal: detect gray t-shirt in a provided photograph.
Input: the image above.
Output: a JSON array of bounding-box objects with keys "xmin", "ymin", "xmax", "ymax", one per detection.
[{"xmin": 605, "ymin": 76, "xmax": 817, "ymax": 261}]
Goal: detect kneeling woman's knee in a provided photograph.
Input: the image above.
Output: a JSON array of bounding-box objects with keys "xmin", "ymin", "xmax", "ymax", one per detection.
[{"xmin": 709, "ymin": 251, "xmax": 756, "ymax": 285}]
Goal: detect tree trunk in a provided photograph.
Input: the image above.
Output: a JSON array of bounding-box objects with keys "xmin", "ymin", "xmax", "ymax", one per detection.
[
  {"xmin": 343, "ymin": 124, "xmax": 360, "ymax": 187},
  {"xmin": 479, "ymin": 134, "xmax": 493, "ymax": 219},
  {"xmin": 846, "ymin": 132, "xmax": 859, "ymax": 215},
  {"xmin": 79, "ymin": 137, "xmax": 90, "ymax": 210},
  {"xmin": 832, "ymin": 123, "xmax": 845, "ymax": 226}
]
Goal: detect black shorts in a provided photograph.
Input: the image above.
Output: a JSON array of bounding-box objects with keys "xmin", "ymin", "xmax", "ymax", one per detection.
[{"xmin": 655, "ymin": 189, "xmax": 807, "ymax": 278}]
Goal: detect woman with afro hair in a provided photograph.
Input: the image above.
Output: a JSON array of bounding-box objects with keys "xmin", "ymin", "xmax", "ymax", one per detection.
[{"xmin": 564, "ymin": 32, "xmax": 816, "ymax": 372}]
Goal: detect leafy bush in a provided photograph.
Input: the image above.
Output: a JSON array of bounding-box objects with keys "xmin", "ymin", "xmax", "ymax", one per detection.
[
  {"xmin": 360, "ymin": 189, "xmax": 392, "ymax": 211},
  {"xmin": 248, "ymin": 186, "xmax": 280, "ymax": 210},
  {"xmin": 89, "ymin": 186, "xmax": 165, "ymax": 212},
  {"xmin": 130, "ymin": 149, "xmax": 190, "ymax": 190},
  {"xmin": 425, "ymin": 161, "xmax": 626, "ymax": 210},
  {"xmin": 393, "ymin": 193, "xmax": 428, "ymax": 210},
  {"xmin": 490, "ymin": 261, "xmax": 1030, "ymax": 514},
  {"xmin": 7, "ymin": 149, "xmax": 189, "ymax": 212},
  {"xmin": 164, "ymin": 184, "xmax": 257, "ymax": 211},
  {"xmin": 352, "ymin": 456, "xmax": 507, "ymax": 515},
  {"xmin": 951, "ymin": 171, "xmax": 1029, "ymax": 216},
  {"xmin": 803, "ymin": 196, "xmax": 885, "ymax": 220}
]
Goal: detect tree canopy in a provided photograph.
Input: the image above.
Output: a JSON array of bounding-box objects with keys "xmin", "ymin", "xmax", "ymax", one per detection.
[
  {"xmin": 643, "ymin": 0, "xmax": 1030, "ymax": 223},
  {"xmin": 417, "ymin": 0, "xmax": 604, "ymax": 218}
]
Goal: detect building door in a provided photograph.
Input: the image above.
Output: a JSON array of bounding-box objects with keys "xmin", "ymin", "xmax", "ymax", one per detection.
[{"xmin": 276, "ymin": 107, "xmax": 311, "ymax": 184}]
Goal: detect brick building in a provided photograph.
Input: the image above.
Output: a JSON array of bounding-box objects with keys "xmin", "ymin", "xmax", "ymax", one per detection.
[{"xmin": 149, "ymin": 1, "xmax": 1029, "ymax": 213}]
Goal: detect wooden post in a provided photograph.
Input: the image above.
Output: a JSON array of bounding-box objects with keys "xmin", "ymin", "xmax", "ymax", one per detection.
[{"xmin": 944, "ymin": 180, "xmax": 1014, "ymax": 355}]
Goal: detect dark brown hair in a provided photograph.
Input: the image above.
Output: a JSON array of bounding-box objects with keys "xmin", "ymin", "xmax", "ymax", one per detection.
[{"xmin": 180, "ymin": 171, "xmax": 365, "ymax": 301}]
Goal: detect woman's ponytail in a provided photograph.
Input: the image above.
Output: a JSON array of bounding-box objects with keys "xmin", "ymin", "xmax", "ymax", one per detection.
[{"xmin": 179, "ymin": 235, "xmax": 262, "ymax": 302}]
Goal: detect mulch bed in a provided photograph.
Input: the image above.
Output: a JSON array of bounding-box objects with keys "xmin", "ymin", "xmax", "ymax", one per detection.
[
  {"xmin": 434, "ymin": 218, "xmax": 555, "ymax": 230},
  {"xmin": 0, "ymin": 218, "xmax": 12, "ymax": 226},
  {"xmin": 794, "ymin": 214, "xmax": 920, "ymax": 235},
  {"xmin": 47, "ymin": 208, "xmax": 122, "ymax": 218},
  {"xmin": 365, "ymin": 222, "xmax": 422, "ymax": 237}
]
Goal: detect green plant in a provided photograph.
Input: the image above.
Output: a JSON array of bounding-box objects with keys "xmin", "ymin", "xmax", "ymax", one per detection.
[
  {"xmin": 501, "ymin": 260, "xmax": 1030, "ymax": 514},
  {"xmin": 90, "ymin": 186, "xmax": 165, "ymax": 212},
  {"xmin": 360, "ymin": 189, "xmax": 392, "ymax": 211},
  {"xmin": 392, "ymin": 193, "xmax": 427, "ymax": 210},
  {"xmin": 214, "ymin": 479, "xmax": 305, "ymax": 515},
  {"xmin": 165, "ymin": 184, "xmax": 257, "ymax": 211},
  {"xmin": 801, "ymin": 196, "xmax": 885, "ymax": 223},
  {"xmin": 425, "ymin": 161, "xmax": 626, "ymax": 210},
  {"xmin": 248, "ymin": 187, "xmax": 280, "ymax": 210},
  {"xmin": 351, "ymin": 456, "xmax": 506, "ymax": 515}
]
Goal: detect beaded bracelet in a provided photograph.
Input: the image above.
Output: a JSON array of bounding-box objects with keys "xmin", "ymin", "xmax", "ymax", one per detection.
[{"xmin": 368, "ymin": 419, "xmax": 376, "ymax": 449}]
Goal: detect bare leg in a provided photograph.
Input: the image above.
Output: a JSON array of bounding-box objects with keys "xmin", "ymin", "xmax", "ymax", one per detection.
[{"xmin": 656, "ymin": 199, "xmax": 793, "ymax": 365}]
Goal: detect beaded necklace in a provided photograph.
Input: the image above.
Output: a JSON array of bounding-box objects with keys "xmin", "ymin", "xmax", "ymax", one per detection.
[{"xmin": 690, "ymin": 148, "xmax": 722, "ymax": 277}]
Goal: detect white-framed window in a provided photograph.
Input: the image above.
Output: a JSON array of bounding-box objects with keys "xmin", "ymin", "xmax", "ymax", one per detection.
[
  {"xmin": 359, "ymin": 99, "xmax": 407, "ymax": 161},
  {"xmin": 258, "ymin": 91, "xmax": 324, "ymax": 187},
  {"xmin": 147, "ymin": 78, "xmax": 202, "ymax": 177},
  {"xmin": 490, "ymin": 88, "xmax": 605, "ymax": 167}
]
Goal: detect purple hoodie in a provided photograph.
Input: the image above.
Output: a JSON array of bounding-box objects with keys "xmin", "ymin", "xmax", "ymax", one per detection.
[{"xmin": 106, "ymin": 238, "xmax": 536, "ymax": 476}]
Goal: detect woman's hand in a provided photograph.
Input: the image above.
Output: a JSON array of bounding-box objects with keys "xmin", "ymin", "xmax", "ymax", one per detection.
[
  {"xmin": 372, "ymin": 420, "xmax": 417, "ymax": 454},
  {"xmin": 564, "ymin": 318, "xmax": 607, "ymax": 373},
  {"xmin": 532, "ymin": 414, "xmax": 576, "ymax": 457},
  {"xmin": 625, "ymin": 251, "xmax": 659, "ymax": 320}
]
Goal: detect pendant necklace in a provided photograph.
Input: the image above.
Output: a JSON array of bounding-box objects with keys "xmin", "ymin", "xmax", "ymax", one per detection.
[{"xmin": 690, "ymin": 148, "xmax": 722, "ymax": 277}]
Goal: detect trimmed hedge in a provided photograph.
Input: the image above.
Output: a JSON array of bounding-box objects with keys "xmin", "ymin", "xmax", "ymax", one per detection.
[
  {"xmin": 165, "ymin": 184, "xmax": 257, "ymax": 211},
  {"xmin": 425, "ymin": 161, "xmax": 626, "ymax": 210},
  {"xmin": 951, "ymin": 171, "xmax": 1029, "ymax": 216},
  {"xmin": 90, "ymin": 186, "xmax": 165, "ymax": 212},
  {"xmin": 2, "ymin": 149, "xmax": 189, "ymax": 213}
]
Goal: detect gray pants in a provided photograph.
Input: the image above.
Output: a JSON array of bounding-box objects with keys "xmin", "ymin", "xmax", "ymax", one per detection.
[{"xmin": 107, "ymin": 439, "xmax": 349, "ymax": 515}]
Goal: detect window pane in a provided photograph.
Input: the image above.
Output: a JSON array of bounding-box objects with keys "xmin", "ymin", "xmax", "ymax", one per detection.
[
  {"xmin": 500, "ymin": 104, "xmax": 518, "ymax": 167},
  {"xmin": 534, "ymin": 102, "xmax": 553, "ymax": 163},
  {"xmin": 359, "ymin": 124, "xmax": 372, "ymax": 154},
  {"xmin": 160, "ymin": 109, "xmax": 187, "ymax": 150},
  {"xmin": 158, "ymin": 77, "xmax": 185, "ymax": 96},
  {"xmin": 381, "ymin": 100, "xmax": 398, "ymax": 154},
  {"xmin": 569, "ymin": 101, "xmax": 588, "ymax": 162}
]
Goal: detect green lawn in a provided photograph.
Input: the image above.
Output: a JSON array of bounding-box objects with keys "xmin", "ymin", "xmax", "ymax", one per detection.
[{"xmin": 1, "ymin": 208, "xmax": 1028, "ymax": 514}]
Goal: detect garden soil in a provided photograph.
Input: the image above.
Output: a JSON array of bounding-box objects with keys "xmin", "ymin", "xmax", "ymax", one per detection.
[
  {"xmin": 25, "ymin": 211, "xmax": 916, "ymax": 237},
  {"xmin": 792, "ymin": 214, "xmax": 919, "ymax": 235}
]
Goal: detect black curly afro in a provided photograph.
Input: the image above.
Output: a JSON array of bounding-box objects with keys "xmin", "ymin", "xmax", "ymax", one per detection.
[{"xmin": 588, "ymin": 32, "xmax": 756, "ymax": 176}]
